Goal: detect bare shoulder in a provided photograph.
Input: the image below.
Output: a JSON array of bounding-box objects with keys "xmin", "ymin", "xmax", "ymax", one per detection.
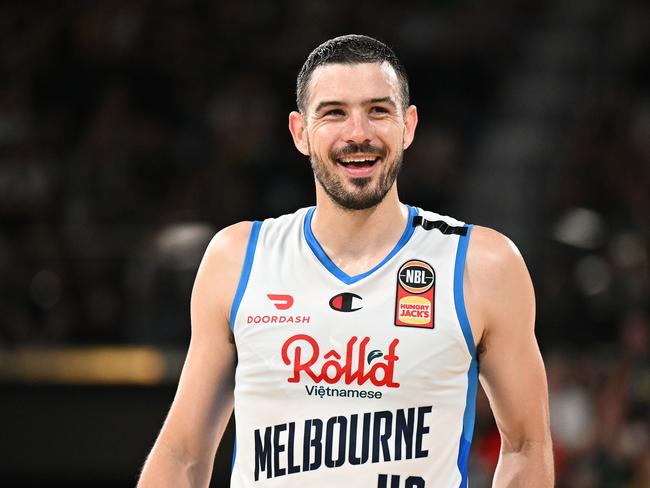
[
  {"xmin": 467, "ymin": 225, "xmax": 527, "ymax": 271},
  {"xmin": 191, "ymin": 221, "xmax": 254, "ymax": 332},
  {"xmin": 203, "ymin": 221, "xmax": 254, "ymax": 265},
  {"xmin": 464, "ymin": 226, "xmax": 535, "ymax": 346}
]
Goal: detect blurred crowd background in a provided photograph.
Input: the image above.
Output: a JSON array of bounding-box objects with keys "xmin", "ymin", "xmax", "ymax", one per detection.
[{"xmin": 0, "ymin": 0, "xmax": 648, "ymax": 486}]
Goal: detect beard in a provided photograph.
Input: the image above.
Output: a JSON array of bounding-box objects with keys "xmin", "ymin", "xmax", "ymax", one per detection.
[{"xmin": 309, "ymin": 141, "xmax": 403, "ymax": 211}]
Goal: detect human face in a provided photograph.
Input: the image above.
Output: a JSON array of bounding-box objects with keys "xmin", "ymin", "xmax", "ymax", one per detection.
[{"xmin": 289, "ymin": 62, "xmax": 417, "ymax": 210}]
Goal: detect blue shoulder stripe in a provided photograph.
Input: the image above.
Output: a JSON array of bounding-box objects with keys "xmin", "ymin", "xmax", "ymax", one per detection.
[
  {"xmin": 454, "ymin": 224, "xmax": 476, "ymax": 357},
  {"xmin": 229, "ymin": 221, "xmax": 262, "ymax": 330},
  {"xmin": 453, "ymin": 224, "xmax": 479, "ymax": 487}
]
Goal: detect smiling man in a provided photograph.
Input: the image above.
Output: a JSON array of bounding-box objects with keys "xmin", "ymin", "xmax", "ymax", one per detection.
[
  {"xmin": 138, "ymin": 35, "xmax": 554, "ymax": 488},
  {"xmin": 295, "ymin": 61, "xmax": 410, "ymax": 212}
]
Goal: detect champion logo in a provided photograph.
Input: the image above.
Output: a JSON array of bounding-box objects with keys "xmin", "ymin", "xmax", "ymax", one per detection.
[
  {"xmin": 329, "ymin": 292, "xmax": 363, "ymax": 312},
  {"xmin": 267, "ymin": 294, "xmax": 294, "ymax": 310}
]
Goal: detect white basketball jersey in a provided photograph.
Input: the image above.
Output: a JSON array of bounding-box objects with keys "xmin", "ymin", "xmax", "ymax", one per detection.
[{"xmin": 229, "ymin": 206, "xmax": 478, "ymax": 488}]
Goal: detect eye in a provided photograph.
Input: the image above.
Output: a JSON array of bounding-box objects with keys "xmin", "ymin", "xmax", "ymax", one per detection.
[
  {"xmin": 370, "ymin": 106, "xmax": 390, "ymax": 115},
  {"xmin": 323, "ymin": 108, "xmax": 345, "ymax": 117}
]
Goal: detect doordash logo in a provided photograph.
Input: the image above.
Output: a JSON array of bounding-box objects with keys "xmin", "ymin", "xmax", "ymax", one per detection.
[
  {"xmin": 267, "ymin": 294, "xmax": 294, "ymax": 310},
  {"xmin": 246, "ymin": 294, "xmax": 309, "ymax": 325}
]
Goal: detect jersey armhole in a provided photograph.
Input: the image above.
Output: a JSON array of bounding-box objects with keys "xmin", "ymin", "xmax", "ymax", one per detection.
[
  {"xmin": 453, "ymin": 223, "xmax": 476, "ymax": 358},
  {"xmin": 229, "ymin": 221, "xmax": 262, "ymax": 331},
  {"xmin": 453, "ymin": 223, "xmax": 479, "ymax": 487}
]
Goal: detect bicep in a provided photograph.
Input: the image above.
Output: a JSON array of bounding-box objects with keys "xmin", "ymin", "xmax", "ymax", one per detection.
[
  {"xmin": 160, "ymin": 336, "xmax": 236, "ymax": 460},
  {"xmin": 468, "ymin": 228, "xmax": 550, "ymax": 451},
  {"xmin": 156, "ymin": 223, "xmax": 250, "ymax": 459},
  {"xmin": 479, "ymin": 328, "xmax": 550, "ymax": 451}
]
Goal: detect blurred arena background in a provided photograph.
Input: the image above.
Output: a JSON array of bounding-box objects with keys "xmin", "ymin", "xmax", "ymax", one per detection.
[{"xmin": 0, "ymin": 0, "xmax": 648, "ymax": 486}]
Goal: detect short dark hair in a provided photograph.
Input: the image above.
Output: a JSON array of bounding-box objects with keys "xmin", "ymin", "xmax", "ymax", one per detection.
[{"xmin": 296, "ymin": 34, "xmax": 410, "ymax": 113}]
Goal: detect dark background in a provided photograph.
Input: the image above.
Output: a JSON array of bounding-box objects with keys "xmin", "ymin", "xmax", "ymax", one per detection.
[{"xmin": 0, "ymin": 0, "xmax": 648, "ymax": 486}]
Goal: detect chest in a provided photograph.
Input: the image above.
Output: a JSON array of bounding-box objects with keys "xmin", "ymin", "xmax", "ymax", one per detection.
[{"xmin": 233, "ymin": 228, "xmax": 471, "ymax": 405}]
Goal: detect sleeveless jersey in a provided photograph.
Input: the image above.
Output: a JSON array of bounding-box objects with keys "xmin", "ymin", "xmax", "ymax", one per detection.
[{"xmin": 229, "ymin": 206, "xmax": 478, "ymax": 488}]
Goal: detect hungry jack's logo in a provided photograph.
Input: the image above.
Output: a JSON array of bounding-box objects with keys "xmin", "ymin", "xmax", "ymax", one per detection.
[{"xmin": 395, "ymin": 260, "xmax": 435, "ymax": 328}]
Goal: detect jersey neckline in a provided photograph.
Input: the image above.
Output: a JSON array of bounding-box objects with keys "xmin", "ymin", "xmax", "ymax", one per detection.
[{"xmin": 302, "ymin": 205, "xmax": 419, "ymax": 285}]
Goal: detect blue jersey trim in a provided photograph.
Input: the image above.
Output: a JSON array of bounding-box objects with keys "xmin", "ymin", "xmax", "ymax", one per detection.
[
  {"xmin": 454, "ymin": 224, "xmax": 476, "ymax": 357},
  {"xmin": 453, "ymin": 224, "xmax": 478, "ymax": 487},
  {"xmin": 457, "ymin": 357, "xmax": 478, "ymax": 487},
  {"xmin": 303, "ymin": 205, "xmax": 418, "ymax": 285},
  {"xmin": 229, "ymin": 221, "xmax": 262, "ymax": 331},
  {"xmin": 231, "ymin": 437, "xmax": 237, "ymax": 475}
]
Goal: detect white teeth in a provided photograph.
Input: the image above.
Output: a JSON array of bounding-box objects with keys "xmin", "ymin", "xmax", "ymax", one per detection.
[{"xmin": 339, "ymin": 157, "xmax": 377, "ymax": 163}]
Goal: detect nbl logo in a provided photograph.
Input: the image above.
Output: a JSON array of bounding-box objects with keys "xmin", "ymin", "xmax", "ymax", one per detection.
[
  {"xmin": 395, "ymin": 260, "xmax": 435, "ymax": 329},
  {"xmin": 398, "ymin": 262, "xmax": 434, "ymax": 293}
]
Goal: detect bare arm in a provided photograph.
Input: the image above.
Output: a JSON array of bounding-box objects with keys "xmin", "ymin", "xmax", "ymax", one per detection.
[
  {"xmin": 138, "ymin": 221, "xmax": 252, "ymax": 487},
  {"xmin": 465, "ymin": 226, "xmax": 554, "ymax": 487}
]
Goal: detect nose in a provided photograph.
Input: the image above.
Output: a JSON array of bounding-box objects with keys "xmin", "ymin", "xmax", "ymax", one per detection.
[{"xmin": 344, "ymin": 111, "xmax": 373, "ymax": 144}]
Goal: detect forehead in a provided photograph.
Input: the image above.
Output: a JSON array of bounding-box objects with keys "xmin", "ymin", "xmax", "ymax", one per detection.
[{"xmin": 306, "ymin": 62, "xmax": 401, "ymax": 111}]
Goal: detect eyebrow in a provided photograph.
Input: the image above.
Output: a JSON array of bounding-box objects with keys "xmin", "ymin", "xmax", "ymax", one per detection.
[
  {"xmin": 367, "ymin": 97, "xmax": 397, "ymax": 108},
  {"xmin": 313, "ymin": 100, "xmax": 343, "ymax": 113},
  {"xmin": 313, "ymin": 96, "xmax": 398, "ymax": 113}
]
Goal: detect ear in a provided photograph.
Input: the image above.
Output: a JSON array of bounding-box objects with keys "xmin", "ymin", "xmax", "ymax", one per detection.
[
  {"xmin": 402, "ymin": 105, "xmax": 418, "ymax": 150},
  {"xmin": 288, "ymin": 111, "xmax": 310, "ymax": 156}
]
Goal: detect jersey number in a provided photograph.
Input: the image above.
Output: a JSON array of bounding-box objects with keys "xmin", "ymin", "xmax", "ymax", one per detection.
[{"xmin": 377, "ymin": 474, "xmax": 425, "ymax": 488}]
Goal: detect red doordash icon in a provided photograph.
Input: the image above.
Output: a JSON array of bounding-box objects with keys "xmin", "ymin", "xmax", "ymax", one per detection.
[{"xmin": 267, "ymin": 294, "xmax": 294, "ymax": 310}]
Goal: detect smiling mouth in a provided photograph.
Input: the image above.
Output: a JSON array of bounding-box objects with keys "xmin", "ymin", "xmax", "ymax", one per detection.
[{"xmin": 336, "ymin": 156, "xmax": 380, "ymax": 169}]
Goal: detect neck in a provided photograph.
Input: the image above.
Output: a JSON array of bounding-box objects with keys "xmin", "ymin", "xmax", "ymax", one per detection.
[{"xmin": 310, "ymin": 185, "xmax": 409, "ymax": 276}]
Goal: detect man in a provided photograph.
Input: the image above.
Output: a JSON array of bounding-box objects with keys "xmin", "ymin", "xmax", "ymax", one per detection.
[{"xmin": 138, "ymin": 35, "xmax": 553, "ymax": 487}]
